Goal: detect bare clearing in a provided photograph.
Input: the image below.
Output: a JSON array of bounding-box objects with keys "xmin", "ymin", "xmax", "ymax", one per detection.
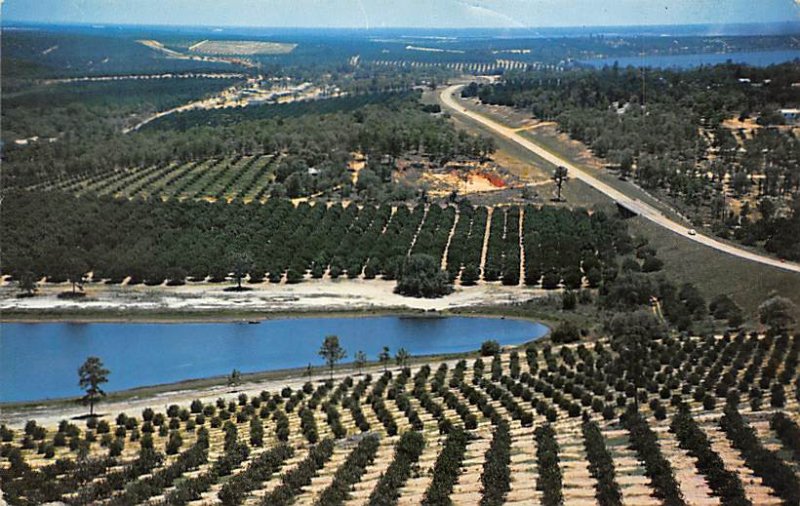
[
  {"xmin": 0, "ymin": 277, "xmax": 546, "ymax": 314},
  {"xmin": 189, "ymin": 40, "xmax": 297, "ymax": 55}
]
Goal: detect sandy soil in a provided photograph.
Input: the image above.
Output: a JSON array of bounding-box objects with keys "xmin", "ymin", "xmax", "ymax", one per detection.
[
  {"xmin": 0, "ymin": 277, "xmax": 545, "ymax": 314},
  {"xmin": 422, "ymin": 171, "xmax": 506, "ymax": 196}
]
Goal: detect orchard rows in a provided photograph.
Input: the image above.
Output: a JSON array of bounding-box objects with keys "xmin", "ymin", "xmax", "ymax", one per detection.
[
  {"xmin": 3, "ymin": 332, "xmax": 799, "ymax": 505},
  {"xmin": 4, "ymin": 191, "xmax": 629, "ymax": 289},
  {"xmin": 28, "ymin": 155, "xmax": 278, "ymax": 203}
]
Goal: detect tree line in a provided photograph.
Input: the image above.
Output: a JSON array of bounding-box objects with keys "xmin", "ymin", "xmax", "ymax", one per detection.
[{"xmin": 465, "ymin": 61, "xmax": 800, "ymax": 259}]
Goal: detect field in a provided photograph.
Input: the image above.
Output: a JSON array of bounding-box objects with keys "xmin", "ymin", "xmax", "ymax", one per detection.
[
  {"xmin": 29, "ymin": 155, "xmax": 277, "ymax": 203},
  {"xmin": 2, "ymin": 332, "xmax": 799, "ymax": 505},
  {"xmin": 188, "ymin": 40, "xmax": 297, "ymax": 56}
]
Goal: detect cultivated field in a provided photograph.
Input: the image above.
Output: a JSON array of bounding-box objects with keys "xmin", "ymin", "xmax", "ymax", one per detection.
[
  {"xmin": 28, "ymin": 155, "xmax": 277, "ymax": 203},
  {"xmin": 4, "ymin": 195, "xmax": 627, "ymax": 290},
  {"xmin": 2, "ymin": 332, "xmax": 799, "ymax": 505},
  {"xmin": 189, "ymin": 40, "xmax": 297, "ymax": 56}
]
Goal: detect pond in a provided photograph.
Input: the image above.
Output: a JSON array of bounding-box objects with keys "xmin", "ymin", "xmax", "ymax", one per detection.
[
  {"xmin": 0, "ymin": 316, "xmax": 548, "ymax": 402},
  {"xmin": 580, "ymin": 49, "xmax": 800, "ymax": 69}
]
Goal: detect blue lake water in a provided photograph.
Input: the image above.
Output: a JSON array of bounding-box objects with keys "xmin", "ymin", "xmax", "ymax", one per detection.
[
  {"xmin": 0, "ymin": 316, "xmax": 548, "ymax": 402},
  {"xmin": 580, "ymin": 49, "xmax": 800, "ymax": 69}
]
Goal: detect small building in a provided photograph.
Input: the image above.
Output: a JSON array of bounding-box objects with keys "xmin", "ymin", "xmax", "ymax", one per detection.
[{"xmin": 780, "ymin": 108, "xmax": 800, "ymax": 124}]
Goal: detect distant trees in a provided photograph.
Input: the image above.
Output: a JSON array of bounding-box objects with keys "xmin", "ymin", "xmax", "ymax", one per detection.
[
  {"xmin": 474, "ymin": 63, "xmax": 800, "ymax": 258},
  {"xmin": 78, "ymin": 356, "xmax": 109, "ymax": 416},
  {"xmin": 379, "ymin": 346, "xmax": 391, "ymax": 372},
  {"xmin": 2, "ymin": 194, "xmax": 633, "ymax": 295},
  {"xmin": 227, "ymin": 369, "xmax": 242, "ymax": 388},
  {"xmin": 65, "ymin": 256, "xmax": 88, "ymax": 296},
  {"xmin": 395, "ymin": 348, "xmax": 411, "ymax": 368},
  {"xmin": 354, "ymin": 350, "xmax": 367, "ymax": 375},
  {"xmin": 319, "ymin": 335, "xmax": 347, "ymax": 379},
  {"xmin": 395, "ymin": 254, "xmax": 453, "ymax": 298},
  {"xmin": 709, "ymin": 294, "xmax": 744, "ymax": 328}
]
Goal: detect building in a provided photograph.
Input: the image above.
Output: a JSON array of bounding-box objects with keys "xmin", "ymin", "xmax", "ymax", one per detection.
[{"xmin": 780, "ymin": 108, "xmax": 800, "ymax": 124}]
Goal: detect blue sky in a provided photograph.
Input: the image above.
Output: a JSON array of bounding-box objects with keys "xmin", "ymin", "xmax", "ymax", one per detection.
[{"xmin": 3, "ymin": 0, "xmax": 799, "ymax": 29}]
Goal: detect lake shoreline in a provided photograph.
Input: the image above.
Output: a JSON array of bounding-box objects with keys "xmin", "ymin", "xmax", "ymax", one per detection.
[
  {"xmin": 0, "ymin": 321, "xmax": 552, "ymax": 424},
  {"xmin": 579, "ymin": 48, "xmax": 800, "ymax": 69},
  {"xmin": 0, "ymin": 312, "xmax": 550, "ymax": 412}
]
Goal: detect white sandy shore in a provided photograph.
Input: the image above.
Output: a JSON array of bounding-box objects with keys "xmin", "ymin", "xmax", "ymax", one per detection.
[
  {"xmin": 0, "ymin": 279, "xmax": 550, "ymax": 426},
  {"xmin": 0, "ymin": 278, "xmax": 546, "ymax": 314}
]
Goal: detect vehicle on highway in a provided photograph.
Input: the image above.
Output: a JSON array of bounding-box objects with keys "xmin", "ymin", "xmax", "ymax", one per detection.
[{"xmin": 688, "ymin": 229, "xmax": 697, "ymax": 235}]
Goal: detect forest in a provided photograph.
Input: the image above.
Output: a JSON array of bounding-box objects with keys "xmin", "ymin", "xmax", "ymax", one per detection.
[
  {"xmin": 3, "ymin": 92, "xmax": 494, "ymax": 199},
  {"xmin": 465, "ymin": 61, "xmax": 800, "ymax": 260},
  {"xmin": 1, "ymin": 77, "xmax": 241, "ymax": 145}
]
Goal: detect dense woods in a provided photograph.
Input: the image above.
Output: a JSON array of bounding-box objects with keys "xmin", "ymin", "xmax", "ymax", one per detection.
[
  {"xmin": 4, "ymin": 92, "xmax": 494, "ymax": 202},
  {"xmin": 466, "ymin": 62, "xmax": 800, "ymax": 259}
]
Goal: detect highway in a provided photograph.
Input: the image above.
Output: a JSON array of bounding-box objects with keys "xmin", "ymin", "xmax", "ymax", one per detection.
[{"xmin": 440, "ymin": 84, "xmax": 800, "ymax": 274}]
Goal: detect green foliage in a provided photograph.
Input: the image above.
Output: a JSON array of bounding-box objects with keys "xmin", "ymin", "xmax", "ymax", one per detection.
[
  {"xmin": 368, "ymin": 431, "xmax": 425, "ymax": 506},
  {"xmin": 78, "ymin": 356, "xmax": 109, "ymax": 416},
  {"xmin": 480, "ymin": 340, "xmax": 501, "ymax": 356},
  {"xmin": 395, "ymin": 253, "xmax": 453, "ymax": 298},
  {"xmin": 759, "ymin": 295, "xmax": 797, "ymax": 333},
  {"xmin": 319, "ymin": 335, "xmax": 347, "ymax": 378},
  {"xmin": 671, "ymin": 406, "xmax": 750, "ymax": 505},
  {"xmin": 316, "ymin": 435, "xmax": 380, "ymax": 506},
  {"xmin": 551, "ymin": 321, "xmax": 581, "ymax": 344},
  {"xmin": 534, "ymin": 424, "xmax": 563, "ymax": 506},
  {"xmin": 474, "ymin": 63, "xmax": 800, "ymax": 259},
  {"xmin": 721, "ymin": 402, "xmax": 800, "ymax": 504},
  {"xmin": 582, "ymin": 421, "xmax": 623, "ymax": 506},
  {"xmin": 622, "ymin": 407, "xmax": 684, "ymax": 505},
  {"xmin": 260, "ymin": 439, "xmax": 335, "ymax": 506},
  {"xmin": 422, "ymin": 427, "xmax": 469, "ymax": 505},
  {"xmin": 480, "ymin": 421, "xmax": 511, "ymax": 506}
]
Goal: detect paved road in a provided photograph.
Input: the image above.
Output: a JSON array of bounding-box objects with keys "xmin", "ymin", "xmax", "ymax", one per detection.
[{"xmin": 441, "ymin": 84, "xmax": 800, "ymax": 274}]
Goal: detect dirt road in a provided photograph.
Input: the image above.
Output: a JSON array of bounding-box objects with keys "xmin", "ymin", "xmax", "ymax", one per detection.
[{"xmin": 440, "ymin": 84, "xmax": 800, "ymax": 274}]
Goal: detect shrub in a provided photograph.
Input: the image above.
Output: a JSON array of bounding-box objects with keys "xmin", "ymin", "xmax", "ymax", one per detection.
[
  {"xmin": 480, "ymin": 340, "xmax": 501, "ymax": 356},
  {"xmin": 551, "ymin": 322, "xmax": 580, "ymax": 344},
  {"xmin": 369, "ymin": 431, "xmax": 425, "ymax": 505},
  {"xmin": 535, "ymin": 424, "xmax": 562, "ymax": 506},
  {"xmin": 422, "ymin": 428, "xmax": 469, "ymax": 505},
  {"xmin": 395, "ymin": 254, "xmax": 453, "ymax": 298},
  {"xmin": 582, "ymin": 421, "xmax": 623, "ymax": 506},
  {"xmin": 481, "ymin": 421, "xmax": 511, "ymax": 505}
]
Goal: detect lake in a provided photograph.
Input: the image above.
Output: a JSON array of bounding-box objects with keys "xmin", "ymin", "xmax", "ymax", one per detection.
[
  {"xmin": 580, "ymin": 49, "xmax": 800, "ymax": 69},
  {"xmin": 0, "ymin": 316, "xmax": 548, "ymax": 402}
]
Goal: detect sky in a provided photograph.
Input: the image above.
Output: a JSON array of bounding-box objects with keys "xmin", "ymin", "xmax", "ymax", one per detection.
[{"xmin": 2, "ymin": 0, "xmax": 799, "ymax": 29}]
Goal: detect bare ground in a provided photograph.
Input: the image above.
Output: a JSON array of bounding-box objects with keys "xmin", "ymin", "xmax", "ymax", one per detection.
[{"xmin": 0, "ymin": 277, "xmax": 547, "ymax": 315}]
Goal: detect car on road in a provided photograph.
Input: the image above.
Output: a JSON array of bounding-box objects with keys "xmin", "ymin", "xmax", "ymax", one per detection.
[{"xmin": 687, "ymin": 229, "xmax": 697, "ymax": 236}]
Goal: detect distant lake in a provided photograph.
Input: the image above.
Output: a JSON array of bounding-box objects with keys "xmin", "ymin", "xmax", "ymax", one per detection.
[
  {"xmin": 580, "ymin": 49, "xmax": 800, "ymax": 69},
  {"xmin": 0, "ymin": 316, "xmax": 548, "ymax": 402}
]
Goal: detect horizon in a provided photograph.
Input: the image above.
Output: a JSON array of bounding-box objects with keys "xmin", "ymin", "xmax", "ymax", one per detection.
[
  {"xmin": 3, "ymin": 0, "xmax": 799, "ymax": 30},
  {"xmin": 5, "ymin": 19, "xmax": 800, "ymax": 38}
]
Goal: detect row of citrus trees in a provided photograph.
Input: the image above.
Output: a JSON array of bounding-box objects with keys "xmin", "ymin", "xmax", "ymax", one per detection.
[
  {"xmin": 4, "ymin": 190, "xmax": 633, "ymax": 290},
  {"xmin": 3, "ymin": 332, "xmax": 798, "ymax": 505}
]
